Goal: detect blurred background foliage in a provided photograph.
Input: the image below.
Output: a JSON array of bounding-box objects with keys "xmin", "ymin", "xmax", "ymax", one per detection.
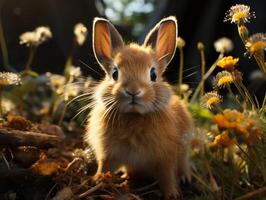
[{"xmin": 0, "ymin": 0, "xmax": 265, "ymax": 97}]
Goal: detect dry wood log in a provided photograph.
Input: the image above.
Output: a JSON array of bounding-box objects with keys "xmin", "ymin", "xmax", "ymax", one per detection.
[{"xmin": 0, "ymin": 128, "xmax": 64, "ymax": 148}]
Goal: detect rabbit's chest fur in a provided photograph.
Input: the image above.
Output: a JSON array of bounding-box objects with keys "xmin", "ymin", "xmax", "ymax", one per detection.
[{"xmin": 86, "ymin": 97, "xmax": 189, "ymax": 171}]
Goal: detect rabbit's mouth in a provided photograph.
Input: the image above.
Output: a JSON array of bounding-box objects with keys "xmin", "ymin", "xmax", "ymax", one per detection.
[
  {"xmin": 119, "ymin": 100, "xmax": 146, "ymax": 114},
  {"xmin": 129, "ymin": 99, "xmax": 138, "ymax": 105}
]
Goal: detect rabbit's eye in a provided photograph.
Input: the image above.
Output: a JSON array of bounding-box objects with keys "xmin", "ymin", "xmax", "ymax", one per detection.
[
  {"xmin": 111, "ymin": 67, "xmax": 119, "ymax": 81},
  {"xmin": 150, "ymin": 67, "xmax": 157, "ymax": 82}
]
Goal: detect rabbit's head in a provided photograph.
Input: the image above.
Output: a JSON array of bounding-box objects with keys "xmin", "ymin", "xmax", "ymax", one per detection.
[{"xmin": 93, "ymin": 17, "xmax": 177, "ymax": 114}]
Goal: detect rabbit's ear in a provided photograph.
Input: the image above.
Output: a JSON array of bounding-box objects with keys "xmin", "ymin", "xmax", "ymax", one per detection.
[
  {"xmin": 143, "ymin": 16, "xmax": 177, "ymax": 70},
  {"xmin": 93, "ymin": 18, "xmax": 124, "ymax": 73}
]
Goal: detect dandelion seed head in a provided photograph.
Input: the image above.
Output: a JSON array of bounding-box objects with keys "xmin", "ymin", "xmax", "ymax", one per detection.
[
  {"xmin": 217, "ymin": 56, "xmax": 239, "ymax": 71},
  {"xmin": 0, "ymin": 72, "xmax": 21, "ymax": 86},
  {"xmin": 2, "ymin": 98, "xmax": 15, "ymax": 114},
  {"xmin": 74, "ymin": 23, "xmax": 88, "ymax": 46},
  {"xmin": 69, "ymin": 66, "xmax": 82, "ymax": 78},
  {"xmin": 47, "ymin": 73, "xmax": 66, "ymax": 90},
  {"xmin": 19, "ymin": 26, "xmax": 52, "ymax": 47},
  {"xmin": 35, "ymin": 26, "xmax": 52, "ymax": 43},
  {"xmin": 224, "ymin": 4, "xmax": 255, "ymax": 24},
  {"xmin": 176, "ymin": 37, "xmax": 185, "ymax": 48},
  {"xmin": 201, "ymin": 91, "xmax": 222, "ymax": 109},
  {"xmin": 214, "ymin": 37, "xmax": 233, "ymax": 53},
  {"xmin": 62, "ymin": 84, "xmax": 81, "ymax": 101},
  {"xmin": 214, "ymin": 71, "xmax": 234, "ymax": 88}
]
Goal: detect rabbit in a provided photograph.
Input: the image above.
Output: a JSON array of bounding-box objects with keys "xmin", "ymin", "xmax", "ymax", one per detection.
[{"xmin": 85, "ymin": 16, "xmax": 193, "ymax": 199}]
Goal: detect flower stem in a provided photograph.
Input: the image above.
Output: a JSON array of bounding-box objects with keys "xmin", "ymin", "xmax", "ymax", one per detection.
[
  {"xmin": 199, "ymin": 47, "xmax": 206, "ymax": 96},
  {"xmin": 0, "ymin": 16, "xmax": 9, "ymax": 70},
  {"xmin": 226, "ymin": 85, "xmax": 243, "ymax": 109},
  {"xmin": 238, "ymin": 81, "xmax": 257, "ymax": 110},
  {"xmin": 58, "ymin": 103, "xmax": 67, "ymax": 126},
  {"xmin": 237, "ymin": 24, "xmax": 266, "ymax": 77},
  {"xmin": 178, "ymin": 47, "xmax": 184, "ymax": 94},
  {"xmin": 25, "ymin": 46, "xmax": 36, "ymax": 72},
  {"xmin": 191, "ymin": 53, "xmax": 224, "ymax": 102},
  {"xmin": 0, "ymin": 88, "xmax": 3, "ymax": 117}
]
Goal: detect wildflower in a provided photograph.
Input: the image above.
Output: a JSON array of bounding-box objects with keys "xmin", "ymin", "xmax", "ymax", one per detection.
[
  {"xmin": 39, "ymin": 102, "xmax": 50, "ymax": 115},
  {"xmin": 213, "ymin": 109, "xmax": 244, "ymax": 129},
  {"xmin": 74, "ymin": 23, "xmax": 88, "ymax": 46},
  {"xmin": 20, "ymin": 26, "xmax": 52, "ymax": 47},
  {"xmin": 63, "ymin": 85, "xmax": 80, "ymax": 101},
  {"xmin": 47, "ymin": 73, "xmax": 66, "ymax": 90},
  {"xmin": 180, "ymin": 84, "xmax": 190, "ymax": 93},
  {"xmin": 35, "ymin": 26, "xmax": 52, "ymax": 44},
  {"xmin": 69, "ymin": 66, "xmax": 81, "ymax": 78},
  {"xmin": 1, "ymin": 98, "xmax": 15, "ymax": 114},
  {"xmin": 56, "ymin": 84, "xmax": 81, "ymax": 101},
  {"xmin": 211, "ymin": 131, "xmax": 236, "ymax": 147},
  {"xmin": 235, "ymin": 118, "xmax": 263, "ymax": 144},
  {"xmin": 217, "ymin": 56, "xmax": 239, "ymax": 71},
  {"xmin": 224, "ymin": 4, "xmax": 255, "ymax": 24},
  {"xmin": 0, "ymin": 72, "xmax": 21, "ymax": 86},
  {"xmin": 176, "ymin": 37, "xmax": 185, "ymax": 48},
  {"xmin": 214, "ymin": 37, "xmax": 233, "ymax": 53},
  {"xmin": 84, "ymin": 77, "xmax": 93, "ymax": 89},
  {"xmin": 214, "ymin": 71, "xmax": 234, "ymax": 88},
  {"xmin": 197, "ymin": 42, "xmax": 204, "ymax": 50},
  {"xmin": 213, "ymin": 109, "xmax": 263, "ymax": 145},
  {"xmin": 245, "ymin": 33, "xmax": 266, "ymax": 56},
  {"xmin": 201, "ymin": 91, "xmax": 222, "ymax": 109}
]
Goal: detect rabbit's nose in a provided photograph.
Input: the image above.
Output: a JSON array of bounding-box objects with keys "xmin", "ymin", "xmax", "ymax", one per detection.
[{"xmin": 125, "ymin": 90, "xmax": 141, "ymax": 97}]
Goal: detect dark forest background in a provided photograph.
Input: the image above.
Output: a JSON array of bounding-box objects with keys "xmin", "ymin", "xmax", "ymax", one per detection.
[{"xmin": 0, "ymin": 0, "xmax": 265, "ymax": 94}]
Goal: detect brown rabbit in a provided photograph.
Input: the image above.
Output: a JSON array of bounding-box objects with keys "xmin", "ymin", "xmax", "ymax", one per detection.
[{"xmin": 85, "ymin": 16, "xmax": 193, "ymax": 199}]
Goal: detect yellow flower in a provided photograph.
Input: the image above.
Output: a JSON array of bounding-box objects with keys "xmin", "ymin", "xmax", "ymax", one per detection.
[
  {"xmin": 224, "ymin": 4, "xmax": 255, "ymax": 24},
  {"xmin": 0, "ymin": 72, "xmax": 21, "ymax": 86},
  {"xmin": 214, "ymin": 37, "xmax": 233, "ymax": 53},
  {"xmin": 214, "ymin": 71, "xmax": 234, "ymax": 88},
  {"xmin": 201, "ymin": 91, "xmax": 222, "ymax": 109},
  {"xmin": 245, "ymin": 33, "xmax": 266, "ymax": 56},
  {"xmin": 213, "ymin": 109, "xmax": 263, "ymax": 145},
  {"xmin": 211, "ymin": 131, "xmax": 236, "ymax": 148},
  {"xmin": 217, "ymin": 56, "xmax": 239, "ymax": 71}
]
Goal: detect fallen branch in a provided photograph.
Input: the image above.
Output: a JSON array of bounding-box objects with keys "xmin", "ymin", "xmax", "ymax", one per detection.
[
  {"xmin": 0, "ymin": 128, "xmax": 63, "ymax": 148},
  {"xmin": 235, "ymin": 186, "xmax": 266, "ymax": 200}
]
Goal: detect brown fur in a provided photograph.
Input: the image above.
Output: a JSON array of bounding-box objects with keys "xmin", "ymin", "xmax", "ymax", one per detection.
[{"xmin": 86, "ymin": 16, "xmax": 193, "ymax": 199}]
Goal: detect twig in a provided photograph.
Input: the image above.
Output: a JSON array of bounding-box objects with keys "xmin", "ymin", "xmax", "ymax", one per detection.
[
  {"xmin": 77, "ymin": 182, "xmax": 104, "ymax": 199},
  {"xmin": 64, "ymin": 157, "xmax": 81, "ymax": 173},
  {"xmin": 234, "ymin": 186, "xmax": 266, "ymax": 200}
]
